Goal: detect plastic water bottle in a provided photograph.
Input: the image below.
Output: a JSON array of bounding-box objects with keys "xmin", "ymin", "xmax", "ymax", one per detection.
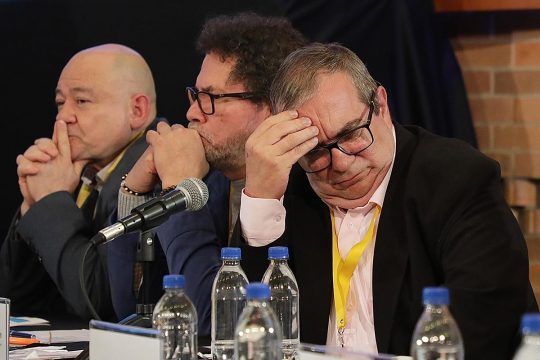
[
  {"xmin": 235, "ymin": 282, "xmax": 282, "ymax": 360},
  {"xmin": 211, "ymin": 247, "xmax": 249, "ymax": 360},
  {"xmin": 513, "ymin": 313, "xmax": 540, "ymax": 360},
  {"xmin": 152, "ymin": 275, "xmax": 198, "ymax": 360},
  {"xmin": 410, "ymin": 287, "xmax": 464, "ymax": 360},
  {"xmin": 262, "ymin": 246, "xmax": 299, "ymax": 360}
]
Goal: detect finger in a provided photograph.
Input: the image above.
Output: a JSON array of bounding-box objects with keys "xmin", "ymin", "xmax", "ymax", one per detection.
[
  {"xmin": 139, "ymin": 146, "xmax": 156, "ymax": 169},
  {"xmin": 156, "ymin": 121, "xmax": 172, "ymax": 134},
  {"xmin": 140, "ymin": 145, "xmax": 153, "ymax": 158},
  {"xmin": 34, "ymin": 138, "xmax": 59, "ymax": 158},
  {"xmin": 281, "ymin": 137, "xmax": 319, "ymax": 167},
  {"xmin": 253, "ymin": 110, "xmax": 299, "ymax": 135},
  {"xmin": 54, "ymin": 120, "xmax": 72, "ymax": 158},
  {"xmin": 52, "ymin": 122, "xmax": 58, "ymax": 145},
  {"xmin": 16, "ymin": 156, "xmax": 40, "ymax": 177},
  {"xmin": 146, "ymin": 129, "xmax": 158, "ymax": 144},
  {"xmin": 250, "ymin": 111, "xmax": 310, "ymax": 146},
  {"xmin": 273, "ymin": 125, "xmax": 319, "ymax": 157},
  {"xmin": 23, "ymin": 145, "xmax": 53, "ymax": 163},
  {"xmin": 73, "ymin": 159, "xmax": 90, "ymax": 177},
  {"xmin": 170, "ymin": 123, "xmax": 186, "ymax": 130},
  {"xmin": 264, "ymin": 117, "xmax": 315, "ymax": 146}
]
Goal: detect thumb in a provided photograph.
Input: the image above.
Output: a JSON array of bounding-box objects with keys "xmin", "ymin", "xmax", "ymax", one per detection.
[
  {"xmin": 73, "ymin": 159, "xmax": 90, "ymax": 177},
  {"xmin": 54, "ymin": 120, "xmax": 72, "ymax": 158}
]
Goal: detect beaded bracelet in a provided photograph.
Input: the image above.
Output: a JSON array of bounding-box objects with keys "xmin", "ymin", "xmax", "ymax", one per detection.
[
  {"xmin": 120, "ymin": 174, "xmax": 151, "ymax": 196},
  {"xmin": 159, "ymin": 185, "xmax": 177, "ymax": 196}
]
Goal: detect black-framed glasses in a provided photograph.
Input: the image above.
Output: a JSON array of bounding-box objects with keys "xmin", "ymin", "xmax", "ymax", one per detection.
[
  {"xmin": 186, "ymin": 86, "xmax": 261, "ymax": 115},
  {"xmin": 298, "ymin": 92, "xmax": 376, "ymax": 174}
]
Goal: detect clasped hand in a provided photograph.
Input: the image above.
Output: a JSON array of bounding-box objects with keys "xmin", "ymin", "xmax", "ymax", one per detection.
[
  {"xmin": 123, "ymin": 121, "xmax": 210, "ymax": 193},
  {"xmin": 16, "ymin": 120, "xmax": 88, "ymax": 215}
]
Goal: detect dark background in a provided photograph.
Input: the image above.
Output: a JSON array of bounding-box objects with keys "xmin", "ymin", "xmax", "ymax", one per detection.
[{"xmin": 0, "ymin": 0, "xmax": 475, "ymax": 239}]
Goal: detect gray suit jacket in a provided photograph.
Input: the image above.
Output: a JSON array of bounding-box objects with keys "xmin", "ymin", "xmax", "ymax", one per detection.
[{"xmin": 0, "ymin": 118, "xmax": 161, "ymax": 320}]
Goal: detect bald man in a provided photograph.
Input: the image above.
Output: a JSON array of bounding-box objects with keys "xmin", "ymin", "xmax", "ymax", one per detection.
[{"xmin": 0, "ymin": 44, "xmax": 160, "ymax": 321}]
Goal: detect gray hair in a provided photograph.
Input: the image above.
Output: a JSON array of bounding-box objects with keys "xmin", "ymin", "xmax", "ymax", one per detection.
[{"xmin": 270, "ymin": 43, "xmax": 380, "ymax": 115}]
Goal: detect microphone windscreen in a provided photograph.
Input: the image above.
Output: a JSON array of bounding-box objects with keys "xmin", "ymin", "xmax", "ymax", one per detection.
[{"xmin": 178, "ymin": 177, "xmax": 209, "ymax": 211}]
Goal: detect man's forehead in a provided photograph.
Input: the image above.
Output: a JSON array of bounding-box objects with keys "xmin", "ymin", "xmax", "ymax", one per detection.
[
  {"xmin": 55, "ymin": 85, "xmax": 95, "ymax": 95},
  {"xmin": 197, "ymin": 53, "xmax": 244, "ymax": 92},
  {"xmin": 298, "ymin": 91, "xmax": 366, "ymax": 139}
]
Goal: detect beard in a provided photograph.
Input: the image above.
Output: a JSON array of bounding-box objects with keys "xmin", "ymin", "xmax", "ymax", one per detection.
[{"xmin": 194, "ymin": 127, "xmax": 252, "ymax": 174}]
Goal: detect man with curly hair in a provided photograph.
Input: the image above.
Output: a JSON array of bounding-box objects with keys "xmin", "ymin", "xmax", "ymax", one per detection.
[{"xmin": 115, "ymin": 12, "xmax": 306, "ymax": 334}]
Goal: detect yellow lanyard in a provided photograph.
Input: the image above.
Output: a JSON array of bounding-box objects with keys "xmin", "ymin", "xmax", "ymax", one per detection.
[
  {"xmin": 331, "ymin": 205, "xmax": 380, "ymax": 347},
  {"xmin": 76, "ymin": 131, "xmax": 144, "ymax": 207}
]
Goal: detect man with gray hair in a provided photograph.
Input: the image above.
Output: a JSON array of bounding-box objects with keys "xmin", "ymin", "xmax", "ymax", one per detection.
[{"xmin": 236, "ymin": 43, "xmax": 537, "ymax": 359}]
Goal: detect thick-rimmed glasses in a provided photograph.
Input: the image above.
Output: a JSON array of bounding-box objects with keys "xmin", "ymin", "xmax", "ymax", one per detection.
[
  {"xmin": 298, "ymin": 95, "xmax": 376, "ymax": 174},
  {"xmin": 186, "ymin": 86, "xmax": 261, "ymax": 115}
]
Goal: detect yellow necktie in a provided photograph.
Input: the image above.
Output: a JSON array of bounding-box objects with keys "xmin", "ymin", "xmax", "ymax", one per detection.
[{"xmin": 75, "ymin": 131, "xmax": 145, "ymax": 208}]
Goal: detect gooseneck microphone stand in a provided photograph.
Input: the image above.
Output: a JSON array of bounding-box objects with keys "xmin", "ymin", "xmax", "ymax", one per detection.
[
  {"xmin": 81, "ymin": 228, "xmax": 158, "ymax": 328},
  {"xmin": 80, "ymin": 178, "xmax": 209, "ymax": 327},
  {"xmin": 118, "ymin": 228, "xmax": 156, "ymax": 328}
]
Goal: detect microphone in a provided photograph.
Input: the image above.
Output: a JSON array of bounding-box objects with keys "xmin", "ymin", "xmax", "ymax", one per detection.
[{"xmin": 93, "ymin": 177, "xmax": 209, "ymax": 245}]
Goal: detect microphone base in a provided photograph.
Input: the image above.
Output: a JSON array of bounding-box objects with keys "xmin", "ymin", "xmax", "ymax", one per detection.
[{"xmin": 118, "ymin": 304, "xmax": 154, "ymax": 328}]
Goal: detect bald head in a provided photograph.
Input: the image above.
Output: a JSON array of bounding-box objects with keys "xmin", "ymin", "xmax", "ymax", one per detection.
[
  {"xmin": 62, "ymin": 43, "xmax": 157, "ymax": 120},
  {"xmin": 55, "ymin": 44, "xmax": 157, "ymax": 167}
]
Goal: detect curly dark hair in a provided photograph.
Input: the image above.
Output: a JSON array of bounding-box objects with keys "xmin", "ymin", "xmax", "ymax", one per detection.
[{"xmin": 197, "ymin": 12, "xmax": 307, "ymax": 104}]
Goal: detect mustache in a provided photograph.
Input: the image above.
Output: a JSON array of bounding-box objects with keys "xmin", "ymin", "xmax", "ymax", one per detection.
[{"xmin": 187, "ymin": 125, "xmax": 216, "ymax": 150}]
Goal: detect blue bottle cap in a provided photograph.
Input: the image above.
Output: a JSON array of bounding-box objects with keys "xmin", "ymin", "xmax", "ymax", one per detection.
[
  {"xmin": 163, "ymin": 274, "xmax": 185, "ymax": 289},
  {"xmin": 521, "ymin": 313, "xmax": 540, "ymax": 334},
  {"xmin": 221, "ymin": 247, "xmax": 241, "ymax": 260},
  {"xmin": 246, "ymin": 282, "xmax": 271, "ymax": 300},
  {"xmin": 268, "ymin": 246, "xmax": 289, "ymax": 260},
  {"xmin": 422, "ymin": 287, "xmax": 449, "ymax": 305}
]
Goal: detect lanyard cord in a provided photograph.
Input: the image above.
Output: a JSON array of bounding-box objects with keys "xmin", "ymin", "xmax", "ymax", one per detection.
[{"xmin": 331, "ymin": 205, "xmax": 380, "ymax": 347}]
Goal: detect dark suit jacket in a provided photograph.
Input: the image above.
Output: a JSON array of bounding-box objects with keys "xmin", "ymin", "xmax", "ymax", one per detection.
[
  {"xmin": 0, "ymin": 118, "xmax": 161, "ymax": 320},
  {"xmin": 107, "ymin": 169, "xmax": 231, "ymax": 336},
  {"xmin": 234, "ymin": 123, "xmax": 538, "ymax": 359}
]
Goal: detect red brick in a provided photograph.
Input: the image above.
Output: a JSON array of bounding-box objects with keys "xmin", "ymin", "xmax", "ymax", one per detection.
[
  {"xmin": 515, "ymin": 41, "xmax": 540, "ymax": 66},
  {"xmin": 462, "ymin": 70, "xmax": 492, "ymax": 94},
  {"xmin": 523, "ymin": 210, "xmax": 540, "ymax": 235},
  {"xmin": 530, "ymin": 264, "xmax": 540, "ymax": 292},
  {"xmin": 495, "ymin": 126, "xmax": 540, "ymax": 151},
  {"xmin": 493, "ymin": 126, "xmax": 516, "ymax": 150},
  {"xmin": 527, "ymin": 234, "xmax": 540, "ymax": 263},
  {"xmin": 504, "ymin": 178, "xmax": 537, "ymax": 208},
  {"xmin": 495, "ymin": 71, "xmax": 540, "ymax": 94},
  {"xmin": 453, "ymin": 40, "xmax": 512, "ymax": 68},
  {"xmin": 516, "ymin": 154, "xmax": 540, "ymax": 178},
  {"xmin": 515, "ymin": 97, "xmax": 540, "ymax": 123},
  {"xmin": 516, "ymin": 127, "xmax": 540, "ymax": 151},
  {"xmin": 469, "ymin": 97, "xmax": 514, "ymax": 123},
  {"xmin": 474, "ymin": 125, "xmax": 491, "ymax": 150}
]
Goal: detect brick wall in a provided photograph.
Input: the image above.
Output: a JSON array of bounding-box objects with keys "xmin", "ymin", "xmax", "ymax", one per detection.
[{"xmin": 449, "ymin": 14, "xmax": 540, "ymax": 303}]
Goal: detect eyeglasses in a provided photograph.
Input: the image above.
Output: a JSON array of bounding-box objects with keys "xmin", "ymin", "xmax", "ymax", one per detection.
[
  {"xmin": 298, "ymin": 93, "xmax": 376, "ymax": 174},
  {"xmin": 186, "ymin": 86, "xmax": 261, "ymax": 115}
]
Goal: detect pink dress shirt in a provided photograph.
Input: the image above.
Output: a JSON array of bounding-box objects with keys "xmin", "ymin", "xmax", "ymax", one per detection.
[{"xmin": 240, "ymin": 128, "xmax": 396, "ymax": 354}]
